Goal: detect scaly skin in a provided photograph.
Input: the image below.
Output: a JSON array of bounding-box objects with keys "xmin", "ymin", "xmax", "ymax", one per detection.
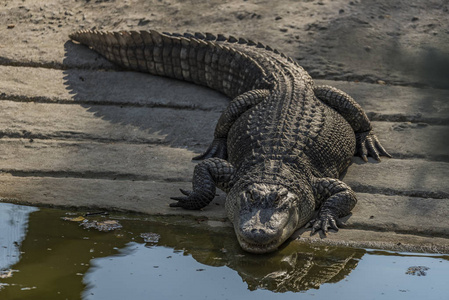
[{"xmin": 70, "ymin": 30, "xmax": 391, "ymax": 254}]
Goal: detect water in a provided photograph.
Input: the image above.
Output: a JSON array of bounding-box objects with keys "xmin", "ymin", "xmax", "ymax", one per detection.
[{"xmin": 0, "ymin": 203, "xmax": 448, "ymax": 299}]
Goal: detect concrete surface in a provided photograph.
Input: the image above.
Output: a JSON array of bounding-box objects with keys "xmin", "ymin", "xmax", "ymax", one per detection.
[{"xmin": 1, "ymin": 0, "xmax": 448, "ymax": 253}]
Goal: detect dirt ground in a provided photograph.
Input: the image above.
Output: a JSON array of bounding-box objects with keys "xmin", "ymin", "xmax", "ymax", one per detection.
[{"xmin": 2, "ymin": 0, "xmax": 448, "ymax": 87}]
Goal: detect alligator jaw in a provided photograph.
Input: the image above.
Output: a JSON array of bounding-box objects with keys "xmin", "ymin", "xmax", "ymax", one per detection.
[
  {"xmin": 237, "ymin": 236, "xmax": 282, "ymax": 254},
  {"xmin": 234, "ymin": 201, "xmax": 300, "ymax": 254}
]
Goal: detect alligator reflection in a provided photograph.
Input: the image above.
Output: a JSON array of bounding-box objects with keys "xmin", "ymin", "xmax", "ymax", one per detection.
[
  {"xmin": 227, "ymin": 246, "xmax": 362, "ymax": 292},
  {"xmin": 138, "ymin": 220, "xmax": 365, "ymax": 293}
]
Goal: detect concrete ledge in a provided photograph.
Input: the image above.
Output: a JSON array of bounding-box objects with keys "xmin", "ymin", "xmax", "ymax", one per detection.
[
  {"xmin": 0, "ymin": 173, "xmax": 227, "ymax": 218},
  {"xmin": 1, "ymin": 172, "xmax": 448, "ymax": 238},
  {"xmin": 1, "ymin": 138, "xmax": 449, "ymax": 197},
  {"xmin": 1, "ymin": 100, "xmax": 448, "ymax": 160},
  {"xmin": 2, "ymin": 65, "xmax": 449, "ymax": 122},
  {"xmin": 1, "ymin": 70, "xmax": 448, "ymax": 252},
  {"xmin": 346, "ymin": 159, "xmax": 449, "ymax": 198},
  {"xmin": 2, "ymin": 173, "xmax": 448, "ymax": 249},
  {"xmin": 350, "ymin": 193, "xmax": 449, "ymax": 236},
  {"xmin": 0, "ymin": 100, "xmax": 218, "ymax": 150},
  {"xmin": 316, "ymin": 80, "xmax": 449, "ymax": 124},
  {"xmin": 0, "ymin": 65, "xmax": 227, "ymax": 110},
  {"xmin": 293, "ymin": 229, "xmax": 449, "ymax": 254},
  {"xmin": 0, "ymin": 139, "xmax": 195, "ymax": 181}
]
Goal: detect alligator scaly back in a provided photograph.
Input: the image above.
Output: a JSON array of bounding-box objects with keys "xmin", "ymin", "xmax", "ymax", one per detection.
[{"xmin": 69, "ymin": 30, "xmax": 273, "ymax": 98}]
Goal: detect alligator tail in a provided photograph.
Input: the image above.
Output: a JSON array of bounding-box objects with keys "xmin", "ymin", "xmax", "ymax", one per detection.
[{"xmin": 69, "ymin": 30, "xmax": 271, "ymax": 98}]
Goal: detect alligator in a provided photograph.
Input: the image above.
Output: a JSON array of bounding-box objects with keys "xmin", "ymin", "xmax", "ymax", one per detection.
[{"xmin": 69, "ymin": 29, "xmax": 391, "ymax": 254}]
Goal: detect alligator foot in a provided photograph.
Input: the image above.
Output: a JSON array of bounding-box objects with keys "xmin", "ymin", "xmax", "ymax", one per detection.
[
  {"xmin": 170, "ymin": 158, "xmax": 234, "ymax": 209},
  {"xmin": 170, "ymin": 188, "xmax": 205, "ymax": 210},
  {"xmin": 356, "ymin": 131, "xmax": 392, "ymax": 162},
  {"xmin": 307, "ymin": 210, "xmax": 344, "ymax": 236}
]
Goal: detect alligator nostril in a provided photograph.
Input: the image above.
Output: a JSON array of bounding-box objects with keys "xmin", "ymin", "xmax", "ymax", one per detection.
[
  {"xmin": 242, "ymin": 227, "xmax": 276, "ymax": 245},
  {"xmin": 251, "ymin": 228, "xmax": 265, "ymax": 234}
]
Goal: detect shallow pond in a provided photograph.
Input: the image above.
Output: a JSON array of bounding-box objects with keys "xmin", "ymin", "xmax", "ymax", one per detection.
[{"xmin": 0, "ymin": 203, "xmax": 448, "ymax": 299}]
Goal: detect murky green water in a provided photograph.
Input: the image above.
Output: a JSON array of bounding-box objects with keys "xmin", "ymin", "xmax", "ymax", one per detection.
[{"xmin": 0, "ymin": 203, "xmax": 448, "ymax": 299}]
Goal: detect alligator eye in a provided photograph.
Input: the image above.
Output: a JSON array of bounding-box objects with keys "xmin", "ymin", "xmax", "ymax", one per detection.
[
  {"xmin": 250, "ymin": 189, "xmax": 262, "ymax": 202},
  {"xmin": 245, "ymin": 191, "xmax": 255, "ymax": 202},
  {"xmin": 277, "ymin": 188, "xmax": 288, "ymax": 200},
  {"xmin": 274, "ymin": 195, "xmax": 280, "ymax": 204},
  {"xmin": 274, "ymin": 192, "xmax": 284, "ymax": 203}
]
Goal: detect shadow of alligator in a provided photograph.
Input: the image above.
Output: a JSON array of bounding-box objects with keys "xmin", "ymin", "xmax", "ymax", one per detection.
[{"xmin": 62, "ymin": 40, "xmax": 228, "ymax": 153}]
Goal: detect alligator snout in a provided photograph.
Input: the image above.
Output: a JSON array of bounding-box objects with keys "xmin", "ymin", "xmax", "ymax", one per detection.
[
  {"xmin": 236, "ymin": 207, "xmax": 290, "ymax": 253},
  {"xmin": 240, "ymin": 219, "xmax": 281, "ymax": 245}
]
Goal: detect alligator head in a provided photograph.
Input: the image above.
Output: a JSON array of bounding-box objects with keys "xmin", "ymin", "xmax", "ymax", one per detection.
[{"xmin": 233, "ymin": 183, "xmax": 301, "ymax": 254}]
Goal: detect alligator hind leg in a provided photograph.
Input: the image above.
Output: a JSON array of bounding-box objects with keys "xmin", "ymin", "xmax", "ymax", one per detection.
[
  {"xmin": 309, "ymin": 177, "xmax": 358, "ymax": 235},
  {"xmin": 314, "ymin": 85, "xmax": 391, "ymax": 161},
  {"xmin": 170, "ymin": 158, "xmax": 235, "ymax": 210},
  {"xmin": 193, "ymin": 89, "xmax": 270, "ymax": 160}
]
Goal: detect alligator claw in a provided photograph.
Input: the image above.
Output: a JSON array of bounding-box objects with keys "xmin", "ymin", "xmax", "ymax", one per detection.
[
  {"xmin": 170, "ymin": 189, "xmax": 191, "ymax": 207},
  {"xmin": 179, "ymin": 189, "xmax": 191, "ymax": 196},
  {"xmin": 170, "ymin": 188, "xmax": 212, "ymax": 210},
  {"xmin": 170, "ymin": 196, "xmax": 187, "ymax": 202},
  {"xmin": 308, "ymin": 212, "xmax": 341, "ymax": 236},
  {"xmin": 170, "ymin": 197, "xmax": 194, "ymax": 209},
  {"xmin": 193, "ymin": 138, "xmax": 227, "ymax": 160},
  {"xmin": 356, "ymin": 131, "xmax": 392, "ymax": 162},
  {"xmin": 169, "ymin": 201, "xmax": 183, "ymax": 207},
  {"xmin": 170, "ymin": 189, "xmax": 195, "ymax": 207},
  {"xmin": 169, "ymin": 196, "xmax": 188, "ymax": 206}
]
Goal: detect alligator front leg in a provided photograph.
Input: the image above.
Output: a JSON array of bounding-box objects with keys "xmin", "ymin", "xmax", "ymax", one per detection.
[
  {"xmin": 170, "ymin": 158, "xmax": 235, "ymax": 210},
  {"xmin": 314, "ymin": 85, "xmax": 391, "ymax": 161},
  {"xmin": 309, "ymin": 177, "xmax": 358, "ymax": 235},
  {"xmin": 193, "ymin": 89, "xmax": 270, "ymax": 160}
]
